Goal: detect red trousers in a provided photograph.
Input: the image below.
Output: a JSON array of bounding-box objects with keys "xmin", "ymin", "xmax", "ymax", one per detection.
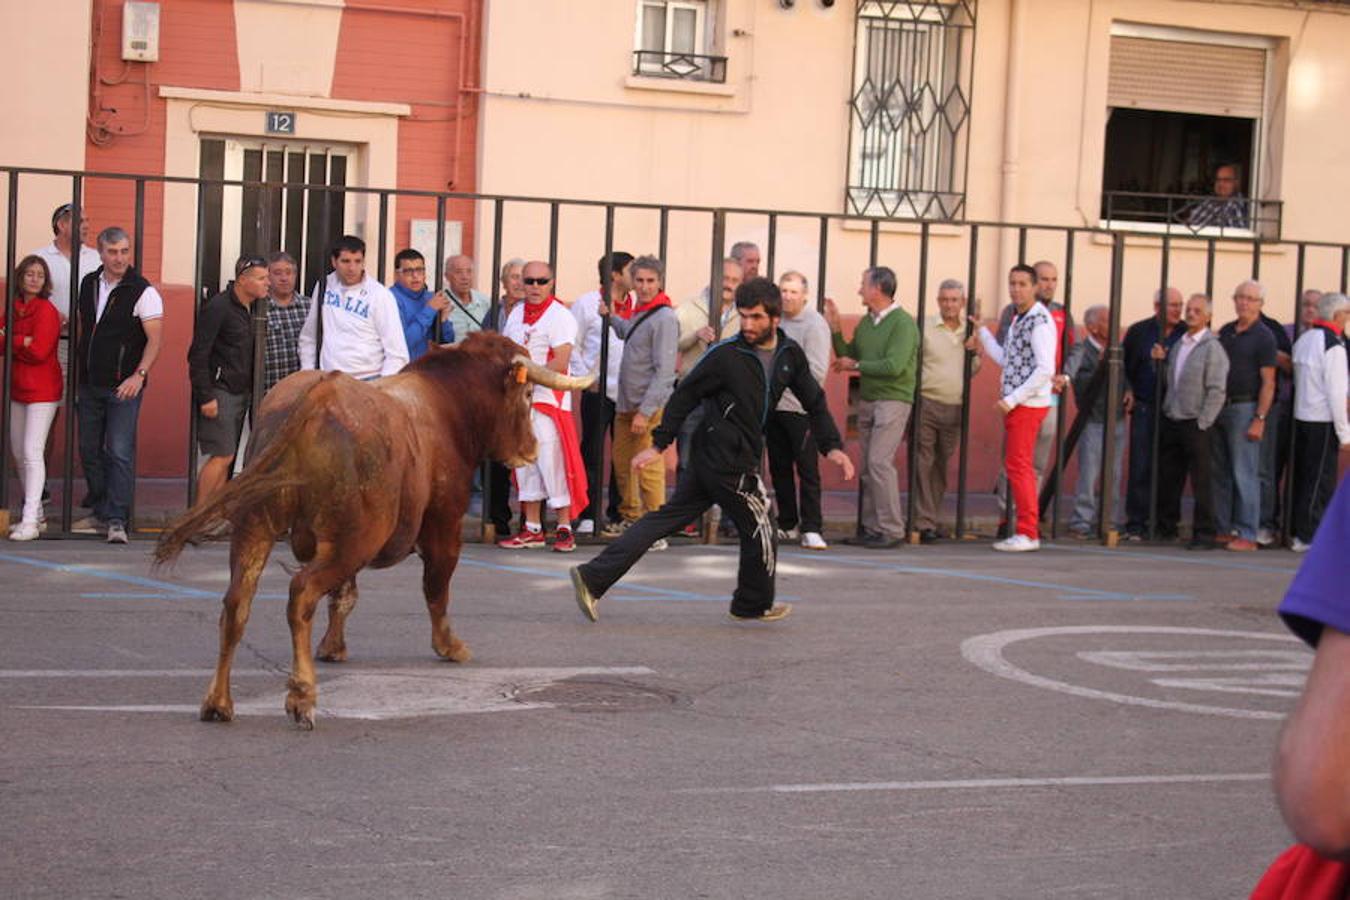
[{"xmin": 1005, "ymin": 405, "xmax": 1049, "ymax": 539}]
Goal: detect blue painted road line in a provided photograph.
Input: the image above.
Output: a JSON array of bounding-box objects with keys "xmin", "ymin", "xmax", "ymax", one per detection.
[
  {"xmin": 456, "ymin": 554, "xmax": 725, "ymax": 602},
  {"xmin": 1053, "ymin": 543, "xmax": 1299, "ymax": 575},
  {"xmin": 0, "ymin": 550, "xmax": 218, "ymax": 599}
]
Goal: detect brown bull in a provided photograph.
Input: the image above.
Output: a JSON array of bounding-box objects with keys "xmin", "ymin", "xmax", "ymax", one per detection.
[{"xmin": 154, "ymin": 332, "xmax": 593, "ymax": 729}]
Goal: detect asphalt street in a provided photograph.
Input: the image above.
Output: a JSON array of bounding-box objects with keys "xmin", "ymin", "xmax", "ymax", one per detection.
[{"xmin": 0, "ymin": 535, "xmax": 1308, "ymax": 899}]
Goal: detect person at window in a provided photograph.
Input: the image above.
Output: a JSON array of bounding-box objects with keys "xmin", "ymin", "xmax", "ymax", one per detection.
[
  {"xmin": 912, "ymin": 278, "xmax": 980, "ymax": 545},
  {"xmin": 2, "ymin": 256, "xmax": 61, "ymax": 541},
  {"xmin": 766, "ymin": 271, "xmax": 831, "ymax": 551},
  {"xmin": 967, "ymin": 264, "xmax": 1056, "ymax": 552},
  {"xmin": 1121, "ymin": 287, "xmax": 1186, "ymax": 540},
  {"xmin": 261, "ymin": 252, "xmax": 311, "ymax": 395},
  {"xmin": 443, "ymin": 254, "xmax": 491, "ymax": 345},
  {"xmin": 1065, "ymin": 305, "xmax": 1127, "ymax": 539},
  {"xmin": 390, "ymin": 248, "xmax": 451, "ymax": 361},
  {"xmin": 825, "ymin": 266, "xmax": 920, "ymax": 550},
  {"xmin": 570, "ymin": 251, "xmax": 633, "ymax": 536},
  {"xmin": 1211, "ymin": 280, "xmax": 1278, "ymax": 552},
  {"xmin": 298, "ymin": 234, "xmax": 410, "ymax": 380},
  {"xmin": 1289, "ymin": 291, "xmax": 1350, "ymax": 553},
  {"xmin": 1185, "ymin": 163, "xmax": 1250, "ymax": 230},
  {"xmin": 1156, "ymin": 293, "xmax": 1229, "ymax": 550},
  {"xmin": 188, "ymin": 256, "xmax": 270, "ymax": 508},
  {"xmin": 73, "ymin": 227, "xmax": 165, "ymax": 545}
]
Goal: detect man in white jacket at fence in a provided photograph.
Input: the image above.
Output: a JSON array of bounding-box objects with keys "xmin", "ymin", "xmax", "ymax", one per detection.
[{"xmin": 299, "ymin": 234, "xmax": 409, "ymax": 380}]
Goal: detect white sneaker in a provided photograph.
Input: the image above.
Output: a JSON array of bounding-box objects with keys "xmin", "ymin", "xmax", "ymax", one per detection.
[
  {"xmin": 106, "ymin": 522, "xmax": 129, "ymax": 544},
  {"xmin": 1256, "ymin": 528, "xmax": 1276, "ymax": 547},
  {"xmin": 650, "ymin": 538, "xmax": 669, "ymax": 551},
  {"xmin": 993, "ymin": 534, "xmax": 1040, "ymax": 552},
  {"xmin": 1291, "ymin": 537, "xmax": 1312, "ymax": 554},
  {"xmin": 776, "ymin": 527, "xmax": 800, "ymax": 542},
  {"xmin": 574, "ymin": 518, "xmax": 595, "ymax": 535},
  {"xmin": 9, "ymin": 521, "xmax": 41, "ymax": 541},
  {"xmin": 800, "ymin": 531, "xmax": 828, "ymax": 550}
]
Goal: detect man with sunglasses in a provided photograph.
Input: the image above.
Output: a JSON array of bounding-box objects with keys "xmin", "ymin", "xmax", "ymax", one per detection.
[
  {"xmin": 500, "ymin": 261, "xmax": 587, "ymax": 553},
  {"xmin": 188, "ymin": 255, "xmax": 270, "ymax": 507}
]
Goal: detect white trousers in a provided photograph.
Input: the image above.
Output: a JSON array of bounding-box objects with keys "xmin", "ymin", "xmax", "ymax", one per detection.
[
  {"xmin": 9, "ymin": 401, "xmax": 59, "ymax": 524},
  {"xmin": 514, "ymin": 409, "xmax": 571, "ymax": 509}
]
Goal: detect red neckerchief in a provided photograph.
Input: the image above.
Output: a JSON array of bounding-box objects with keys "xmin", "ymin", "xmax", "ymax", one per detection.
[
  {"xmin": 522, "ymin": 295, "xmax": 558, "ymax": 326},
  {"xmin": 1313, "ymin": 318, "xmax": 1343, "ymax": 337},
  {"xmin": 617, "ymin": 291, "xmax": 671, "ymax": 320}
]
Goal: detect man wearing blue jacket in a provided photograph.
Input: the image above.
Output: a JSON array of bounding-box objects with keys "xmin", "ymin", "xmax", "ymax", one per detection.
[{"xmin": 390, "ymin": 248, "xmax": 451, "ymax": 359}]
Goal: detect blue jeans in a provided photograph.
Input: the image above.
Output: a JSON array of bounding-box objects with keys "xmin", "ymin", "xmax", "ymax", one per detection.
[
  {"xmin": 1210, "ymin": 401, "xmax": 1261, "ymax": 541},
  {"xmin": 76, "ymin": 384, "xmax": 142, "ymax": 526},
  {"xmin": 1069, "ymin": 420, "xmax": 1126, "ymax": 533}
]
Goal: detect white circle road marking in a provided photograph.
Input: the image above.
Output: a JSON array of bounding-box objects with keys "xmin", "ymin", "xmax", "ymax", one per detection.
[{"xmin": 960, "ymin": 626, "xmax": 1304, "ymax": 720}]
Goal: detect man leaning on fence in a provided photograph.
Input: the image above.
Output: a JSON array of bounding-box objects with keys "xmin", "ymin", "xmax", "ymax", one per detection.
[
  {"xmin": 1065, "ymin": 305, "xmax": 1126, "ymax": 539},
  {"xmin": 825, "ymin": 266, "xmax": 919, "ymax": 550},
  {"xmin": 188, "ymin": 255, "xmax": 269, "ymax": 509},
  {"xmin": 1121, "ymin": 287, "xmax": 1186, "ymax": 539},
  {"xmin": 1289, "ymin": 291, "xmax": 1350, "ymax": 553},
  {"xmin": 444, "ymin": 254, "xmax": 491, "ymax": 344},
  {"xmin": 73, "ymin": 227, "xmax": 164, "ymax": 544}
]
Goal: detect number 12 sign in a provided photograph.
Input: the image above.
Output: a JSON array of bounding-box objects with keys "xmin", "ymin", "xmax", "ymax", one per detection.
[{"xmin": 265, "ymin": 111, "xmax": 297, "ymax": 135}]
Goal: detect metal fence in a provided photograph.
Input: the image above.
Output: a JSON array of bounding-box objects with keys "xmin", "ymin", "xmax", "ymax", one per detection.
[{"xmin": 2, "ymin": 164, "xmax": 1348, "ymax": 545}]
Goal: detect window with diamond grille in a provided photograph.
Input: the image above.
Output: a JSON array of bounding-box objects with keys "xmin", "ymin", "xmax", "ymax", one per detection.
[{"xmin": 846, "ymin": 1, "xmax": 975, "ymax": 220}]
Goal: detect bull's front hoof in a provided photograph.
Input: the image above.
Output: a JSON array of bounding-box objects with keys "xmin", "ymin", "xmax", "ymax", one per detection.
[
  {"xmin": 199, "ymin": 697, "xmax": 235, "ymax": 723},
  {"xmin": 434, "ymin": 637, "xmax": 472, "ymax": 663},
  {"xmin": 285, "ymin": 694, "xmax": 316, "ymax": 730}
]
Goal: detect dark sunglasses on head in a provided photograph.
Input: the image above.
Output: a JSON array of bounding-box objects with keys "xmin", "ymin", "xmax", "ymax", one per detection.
[
  {"xmin": 522, "ymin": 277, "xmax": 551, "ymax": 286},
  {"xmin": 235, "ymin": 256, "xmax": 268, "ymax": 276}
]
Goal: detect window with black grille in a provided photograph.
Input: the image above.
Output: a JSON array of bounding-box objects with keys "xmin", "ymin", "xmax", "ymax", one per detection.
[{"xmin": 846, "ymin": 1, "xmax": 975, "ymax": 221}]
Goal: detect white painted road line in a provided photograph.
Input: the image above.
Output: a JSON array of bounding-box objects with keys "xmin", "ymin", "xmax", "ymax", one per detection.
[
  {"xmin": 681, "ymin": 772, "xmax": 1270, "ymax": 795},
  {"xmin": 961, "ymin": 626, "xmax": 1304, "ymax": 720}
]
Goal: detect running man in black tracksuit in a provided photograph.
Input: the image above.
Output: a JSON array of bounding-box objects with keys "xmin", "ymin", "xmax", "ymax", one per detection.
[{"xmin": 571, "ymin": 278, "xmax": 855, "ymax": 622}]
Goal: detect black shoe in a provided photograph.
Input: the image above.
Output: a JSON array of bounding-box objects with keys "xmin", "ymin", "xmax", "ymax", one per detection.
[
  {"xmin": 918, "ymin": 529, "xmax": 939, "ymax": 545},
  {"xmin": 860, "ymin": 534, "xmax": 903, "ymax": 550},
  {"xmin": 843, "ymin": 530, "xmax": 883, "ymax": 546}
]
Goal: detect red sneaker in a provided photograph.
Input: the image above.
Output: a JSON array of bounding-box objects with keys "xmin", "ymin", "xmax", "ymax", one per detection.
[
  {"xmin": 498, "ymin": 528, "xmax": 546, "ymax": 549},
  {"xmin": 552, "ymin": 528, "xmax": 576, "ymax": 553}
]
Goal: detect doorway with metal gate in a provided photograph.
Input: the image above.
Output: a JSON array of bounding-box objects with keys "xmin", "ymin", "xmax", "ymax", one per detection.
[{"xmin": 197, "ymin": 137, "xmax": 357, "ymax": 298}]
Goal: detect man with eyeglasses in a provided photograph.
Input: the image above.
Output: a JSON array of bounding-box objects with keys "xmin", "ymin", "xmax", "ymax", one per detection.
[
  {"xmin": 390, "ymin": 248, "xmax": 451, "ymax": 360},
  {"xmin": 188, "ymin": 255, "xmax": 270, "ymax": 507},
  {"xmin": 299, "ymin": 235, "xmax": 409, "ymax": 380},
  {"xmin": 443, "ymin": 254, "xmax": 491, "ymax": 345},
  {"xmin": 499, "ymin": 261, "xmax": 587, "ymax": 553}
]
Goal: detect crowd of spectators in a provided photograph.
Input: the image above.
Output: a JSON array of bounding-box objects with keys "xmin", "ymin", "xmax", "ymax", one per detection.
[{"xmin": 5, "ymin": 206, "xmax": 1348, "ymax": 556}]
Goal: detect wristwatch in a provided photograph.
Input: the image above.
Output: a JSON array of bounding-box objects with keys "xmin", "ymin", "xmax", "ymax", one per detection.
[
  {"xmin": 136, "ymin": 368, "xmax": 148, "ymax": 378},
  {"xmin": 1254, "ymin": 412, "xmax": 1267, "ymax": 421}
]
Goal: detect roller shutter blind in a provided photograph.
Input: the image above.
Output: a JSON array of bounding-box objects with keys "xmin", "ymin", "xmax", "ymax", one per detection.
[{"xmin": 1108, "ymin": 35, "xmax": 1266, "ymax": 118}]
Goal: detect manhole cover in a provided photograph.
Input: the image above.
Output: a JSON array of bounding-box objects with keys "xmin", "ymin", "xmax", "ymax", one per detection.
[{"xmin": 512, "ymin": 678, "xmax": 680, "ymax": 712}]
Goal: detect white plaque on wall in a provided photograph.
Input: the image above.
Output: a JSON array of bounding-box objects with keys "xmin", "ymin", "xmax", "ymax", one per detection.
[{"xmin": 409, "ymin": 219, "xmax": 464, "ymax": 280}]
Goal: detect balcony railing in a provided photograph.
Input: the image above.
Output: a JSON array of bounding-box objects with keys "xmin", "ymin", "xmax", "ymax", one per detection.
[
  {"xmin": 631, "ymin": 50, "xmax": 727, "ymax": 83},
  {"xmin": 1101, "ymin": 190, "xmax": 1283, "ymax": 240}
]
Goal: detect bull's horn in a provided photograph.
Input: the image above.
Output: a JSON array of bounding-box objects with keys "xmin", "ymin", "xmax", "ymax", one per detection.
[{"xmin": 511, "ymin": 354, "xmax": 597, "ymax": 391}]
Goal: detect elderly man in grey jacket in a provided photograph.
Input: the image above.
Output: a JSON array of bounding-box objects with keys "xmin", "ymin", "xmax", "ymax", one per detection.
[
  {"xmin": 601, "ymin": 255, "xmax": 680, "ymax": 540},
  {"xmin": 1157, "ymin": 293, "xmax": 1230, "ymax": 548}
]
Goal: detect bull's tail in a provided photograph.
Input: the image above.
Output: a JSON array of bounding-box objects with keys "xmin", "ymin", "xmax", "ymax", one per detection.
[{"xmin": 153, "ymin": 377, "xmax": 341, "ymax": 568}]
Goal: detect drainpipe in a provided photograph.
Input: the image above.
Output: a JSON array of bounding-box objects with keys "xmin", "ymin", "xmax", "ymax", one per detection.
[{"xmin": 998, "ymin": 0, "xmax": 1024, "ymax": 287}]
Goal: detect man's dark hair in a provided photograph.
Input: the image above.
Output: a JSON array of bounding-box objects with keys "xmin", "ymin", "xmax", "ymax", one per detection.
[
  {"xmin": 865, "ymin": 266, "xmax": 897, "ymax": 299},
  {"xmin": 330, "ymin": 234, "xmax": 366, "ymax": 259},
  {"xmin": 394, "ymin": 248, "xmax": 424, "ymax": 270},
  {"xmin": 597, "ymin": 251, "xmax": 634, "ymax": 285},
  {"xmin": 1009, "ymin": 263, "xmax": 1038, "ymax": 283},
  {"xmin": 734, "ymin": 277, "xmax": 782, "ymax": 318}
]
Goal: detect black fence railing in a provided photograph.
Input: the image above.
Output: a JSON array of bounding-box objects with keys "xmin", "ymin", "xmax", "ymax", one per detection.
[
  {"xmin": 631, "ymin": 50, "xmax": 728, "ymax": 83},
  {"xmin": 2, "ymin": 164, "xmax": 1347, "ymax": 549},
  {"xmin": 1102, "ymin": 190, "xmax": 1283, "ymax": 240}
]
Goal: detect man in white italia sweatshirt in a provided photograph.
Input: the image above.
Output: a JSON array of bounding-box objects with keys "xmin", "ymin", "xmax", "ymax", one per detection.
[{"xmin": 299, "ymin": 234, "xmax": 410, "ymax": 380}]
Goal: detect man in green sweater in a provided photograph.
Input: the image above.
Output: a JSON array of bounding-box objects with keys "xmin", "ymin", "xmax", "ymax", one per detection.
[{"xmin": 824, "ymin": 266, "xmax": 920, "ymax": 549}]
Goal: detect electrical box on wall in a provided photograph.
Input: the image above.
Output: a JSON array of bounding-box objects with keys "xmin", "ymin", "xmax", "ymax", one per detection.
[{"xmin": 121, "ymin": 1, "xmax": 161, "ymax": 62}]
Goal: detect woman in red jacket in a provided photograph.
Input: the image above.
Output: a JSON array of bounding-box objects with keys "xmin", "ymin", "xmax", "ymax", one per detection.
[{"xmin": 3, "ymin": 255, "xmax": 62, "ymax": 540}]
